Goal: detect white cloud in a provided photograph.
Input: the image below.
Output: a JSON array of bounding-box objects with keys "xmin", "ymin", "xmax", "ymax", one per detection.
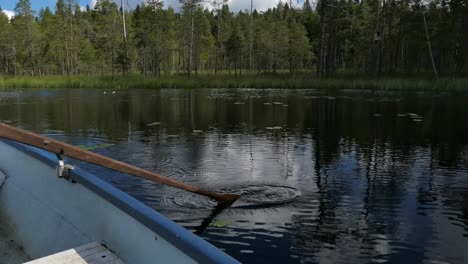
[
  {"xmin": 235, "ymin": 0, "xmax": 304, "ymax": 11},
  {"xmin": 228, "ymin": 0, "xmax": 280, "ymax": 12},
  {"xmin": 1, "ymin": 10, "xmax": 14, "ymax": 20},
  {"xmin": 165, "ymin": 0, "xmax": 292, "ymax": 12},
  {"xmin": 89, "ymin": 0, "xmax": 143, "ymax": 9},
  {"xmin": 90, "ymin": 0, "xmax": 294, "ymax": 12}
]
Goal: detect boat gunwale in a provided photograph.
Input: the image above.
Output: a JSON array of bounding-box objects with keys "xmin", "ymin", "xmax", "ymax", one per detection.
[{"xmin": 1, "ymin": 139, "xmax": 239, "ymax": 264}]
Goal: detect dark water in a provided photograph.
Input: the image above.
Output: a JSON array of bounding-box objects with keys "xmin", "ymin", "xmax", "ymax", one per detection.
[{"xmin": 1, "ymin": 88, "xmax": 468, "ymax": 263}]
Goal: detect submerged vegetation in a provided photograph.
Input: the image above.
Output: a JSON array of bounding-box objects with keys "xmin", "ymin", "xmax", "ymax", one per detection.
[{"xmin": 0, "ymin": 0, "xmax": 466, "ymax": 89}]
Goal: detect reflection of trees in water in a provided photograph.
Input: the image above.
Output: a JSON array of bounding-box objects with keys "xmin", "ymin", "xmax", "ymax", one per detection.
[
  {"xmin": 287, "ymin": 138, "xmax": 422, "ymax": 261},
  {"xmin": 286, "ymin": 94, "xmax": 464, "ymax": 262},
  {"xmin": 427, "ymin": 145, "xmax": 468, "ymax": 234},
  {"xmin": 362, "ymin": 142, "xmax": 407, "ymax": 259},
  {"xmin": 4, "ymin": 90, "xmax": 468, "ymax": 148},
  {"xmin": 463, "ymin": 194, "xmax": 468, "ymax": 235},
  {"xmin": 416, "ymin": 145, "xmax": 437, "ymax": 207},
  {"xmin": 287, "ymin": 98, "xmax": 343, "ymax": 261},
  {"xmin": 287, "ymin": 136, "xmax": 468, "ymax": 262},
  {"xmin": 2, "ymin": 89, "xmax": 468, "ymax": 261}
]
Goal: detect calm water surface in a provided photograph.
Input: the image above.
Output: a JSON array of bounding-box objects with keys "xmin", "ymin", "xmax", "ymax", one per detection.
[{"xmin": 1, "ymin": 88, "xmax": 468, "ymax": 263}]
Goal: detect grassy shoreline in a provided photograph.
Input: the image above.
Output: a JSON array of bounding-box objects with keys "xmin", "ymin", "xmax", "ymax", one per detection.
[{"xmin": 0, "ymin": 75, "xmax": 467, "ymax": 91}]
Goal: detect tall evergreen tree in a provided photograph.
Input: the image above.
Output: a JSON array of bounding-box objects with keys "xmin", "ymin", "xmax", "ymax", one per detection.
[
  {"xmin": 0, "ymin": 0, "xmax": 465, "ymax": 78},
  {"xmin": 0, "ymin": 9, "xmax": 12, "ymax": 74},
  {"xmin": 12, "ymin": 0, "xmax": 39, "ymax": 76}
]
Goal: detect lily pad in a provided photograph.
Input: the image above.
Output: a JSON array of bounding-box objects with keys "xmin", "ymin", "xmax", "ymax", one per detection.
[
  {"xmin": 193, "ymin": 130, "xmax": 203, "ymax": 133},
  {"xmin": 234, "ymin": 102, "xmax": 245, "ymax": 105},
  {"xmin": 147, "ymin": 122, "xmax": 161, "ymax": 126},
  {"xmin": 77, "ymin": 143, "xmax": 115, "ymax": 151},
  {"xmin": 211, "ymin": 220, "xmax": 229, "ymax": 228},
  {"xmin": 407, "ymin": 113, "xmax": 421, "ymax": 118},
  {"xmin": 266, "ymin": 126, "xmax": 282, "ymax": 130}
]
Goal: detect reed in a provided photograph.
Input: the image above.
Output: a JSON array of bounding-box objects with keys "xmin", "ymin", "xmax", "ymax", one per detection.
[{"xmin": 0, "ymin": 75, "xmax": 467, "ymax": 91}]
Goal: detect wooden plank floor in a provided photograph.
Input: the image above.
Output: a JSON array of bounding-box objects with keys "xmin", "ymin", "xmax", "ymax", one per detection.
[{"xmin": 24, "ymin": 242, "xmax": 124, "ymax": 264}]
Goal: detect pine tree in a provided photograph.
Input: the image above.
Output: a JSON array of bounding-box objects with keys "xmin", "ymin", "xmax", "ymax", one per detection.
[
  {"xmin": 0, "ymin": 0, "xmax": 465, "ymax": 78},
  {"xmin": 180, "ymin": 0, "xmax": 201, "ymax": 79},
  {"xmin": 13, "ymin": 0, "xmax": 39, "ymax": 76},
  {"xmin": 0, "ymin": 10, "xmax": 12, "ymax": 74}
]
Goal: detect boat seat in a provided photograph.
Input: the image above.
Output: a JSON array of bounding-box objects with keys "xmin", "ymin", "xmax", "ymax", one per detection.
[{"xmin": 24, "ymin": 241, "xmax": 124, "ymax": 264}]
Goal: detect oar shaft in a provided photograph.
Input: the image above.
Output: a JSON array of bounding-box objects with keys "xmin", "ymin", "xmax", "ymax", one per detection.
[{"xmin": 0, "ymin": 123, "xmax": 239, "ymax": 205}]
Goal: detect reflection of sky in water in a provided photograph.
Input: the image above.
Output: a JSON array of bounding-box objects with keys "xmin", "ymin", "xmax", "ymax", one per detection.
[{"xmin": 1, "ymin": 89, "xmax": 468, "ymax": 263}]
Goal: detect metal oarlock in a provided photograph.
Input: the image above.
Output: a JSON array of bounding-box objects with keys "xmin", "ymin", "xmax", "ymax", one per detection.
[{"xmin": 56, "ymin": 154, "xmax": 75, "ymax": 183}]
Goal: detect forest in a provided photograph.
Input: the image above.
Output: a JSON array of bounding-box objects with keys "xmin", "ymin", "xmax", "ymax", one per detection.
[{"xmin": 0, "ymin": 0, "xmax": 467, "ymax": 83}]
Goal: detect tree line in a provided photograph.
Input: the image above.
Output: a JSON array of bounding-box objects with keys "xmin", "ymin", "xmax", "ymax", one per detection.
[{"xmin": 0, "ymin": 0, "xmax": 466, "ymax": 79}]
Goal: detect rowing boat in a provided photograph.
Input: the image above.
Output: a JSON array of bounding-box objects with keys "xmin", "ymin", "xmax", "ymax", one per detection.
[{"xmin": 0, "ymin": 139, "xmax": 239, "ymax": 263}]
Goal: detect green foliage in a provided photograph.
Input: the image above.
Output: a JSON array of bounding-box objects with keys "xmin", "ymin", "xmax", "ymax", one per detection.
[
  {"xmin": 0, "ymin": 74, "xmax": 467, "ymax": 91},
  {"xmin": 0, "ymin": 0, "xmax": 466, "ymax": 79},
  {"xmin": 211, "ymin": 219, "xmax": 229, "ymax": 228},
  {"xmin": 0, "ymin": 11, "xmax": 11, "ymax": 75}
]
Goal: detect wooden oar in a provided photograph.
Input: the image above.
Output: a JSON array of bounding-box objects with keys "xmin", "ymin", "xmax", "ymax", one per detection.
[{"xmin": 0, "ymin": 123, "xmax": 240, "ymax": 206}]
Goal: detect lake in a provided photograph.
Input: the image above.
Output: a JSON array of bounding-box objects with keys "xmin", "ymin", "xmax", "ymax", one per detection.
[{"xmin": 1, "ymin": 88, "xmax": 468, "ymax": 263}]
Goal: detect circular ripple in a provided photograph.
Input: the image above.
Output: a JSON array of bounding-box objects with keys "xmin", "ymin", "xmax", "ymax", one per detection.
[
  {"xmin": 165, "ymin": 194, "xmax": 218, "ymax": 209},
  {"xmin": 227, "ymin": 184, "xmax": 302, "ymax": 206},
  {"xmin": 161, "ymin": 184, "xmax": 301, "ymax": 210}
]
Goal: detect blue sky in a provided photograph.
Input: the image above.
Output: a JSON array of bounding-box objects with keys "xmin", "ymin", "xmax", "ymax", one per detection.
[
  {"xmin": 0, "ymin": 0, "xmax": 90, "ymax": 11},
  {"xmin": 1, "ymin": 0, "xmax": 305, "ymax": 14}
]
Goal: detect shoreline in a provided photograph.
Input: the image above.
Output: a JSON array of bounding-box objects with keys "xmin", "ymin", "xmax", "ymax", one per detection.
[{"xmin": 0, "ymin": 75, "xmax": 467, "ymax": 91}]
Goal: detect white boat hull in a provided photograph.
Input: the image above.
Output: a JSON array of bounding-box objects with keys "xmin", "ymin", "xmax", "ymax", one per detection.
[{"xmin": 0, "ymin": 139, "xmax": 238, "ymax": 263}]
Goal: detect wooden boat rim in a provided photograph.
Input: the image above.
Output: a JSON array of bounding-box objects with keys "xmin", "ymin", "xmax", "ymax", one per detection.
[{"xmin": 1, "ymin": 139, "xmax": 239, "ymax": 264}]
